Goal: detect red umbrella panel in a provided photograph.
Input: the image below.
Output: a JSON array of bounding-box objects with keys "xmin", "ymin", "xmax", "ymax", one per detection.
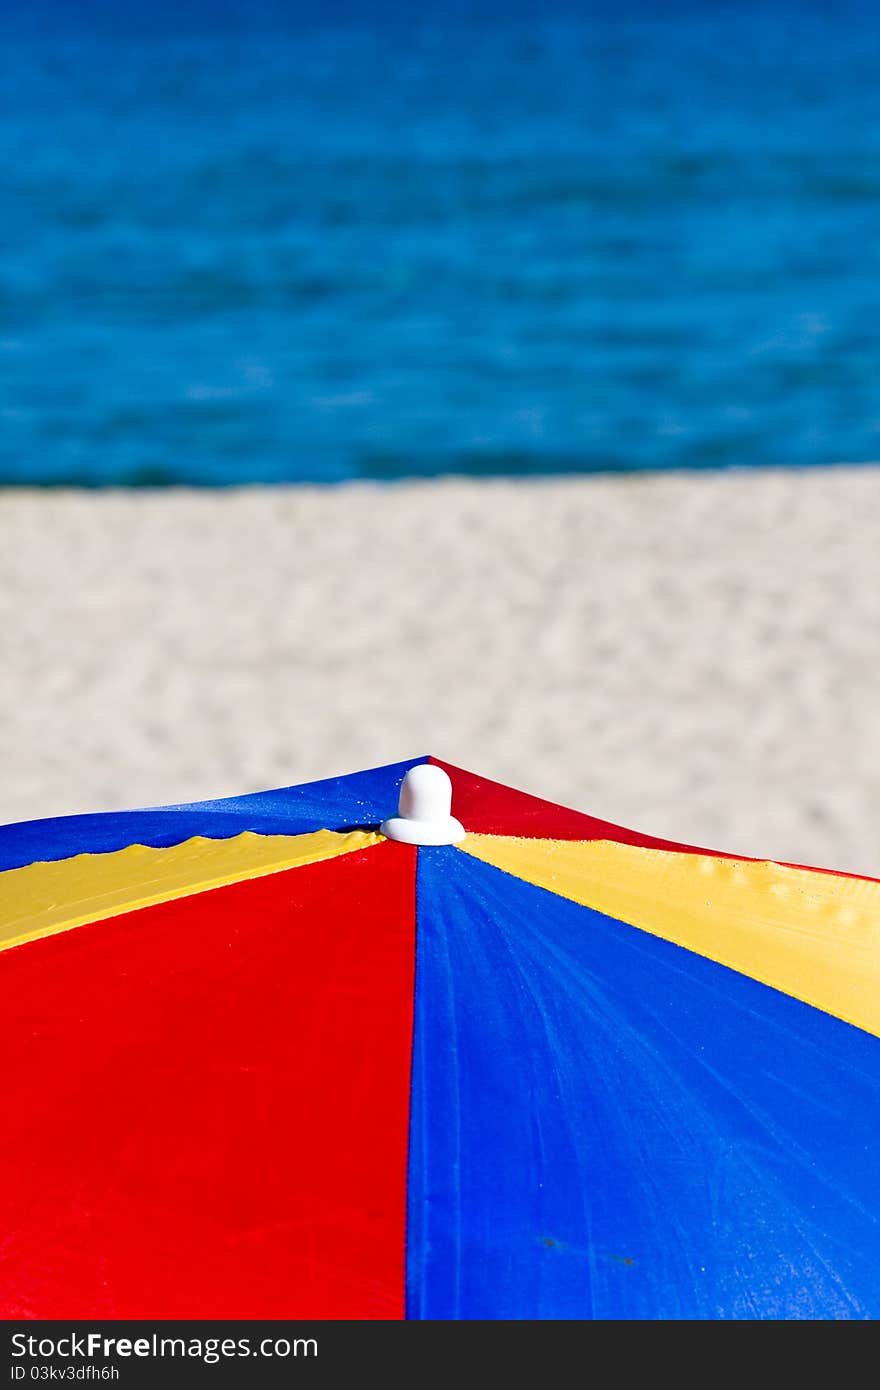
[{"xmin": 2, "ymin": 756, "xmax": 880, "ymax": 1320}]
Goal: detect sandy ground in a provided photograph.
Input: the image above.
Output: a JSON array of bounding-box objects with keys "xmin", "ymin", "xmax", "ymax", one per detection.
[{"xmin": 1, "ymin": 466, "xmax": 879, "ymax": 876}]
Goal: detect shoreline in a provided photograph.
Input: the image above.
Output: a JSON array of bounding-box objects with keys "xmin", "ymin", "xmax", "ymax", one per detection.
[{"xmin": 3, "ymin": 465, "xmax": 879, "ymax": 876}]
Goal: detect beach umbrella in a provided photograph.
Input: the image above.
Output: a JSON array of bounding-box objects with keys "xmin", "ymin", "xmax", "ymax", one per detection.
[{"xmin": 2, "ymin": 755, "xmax": 880, "ymax": 1321}]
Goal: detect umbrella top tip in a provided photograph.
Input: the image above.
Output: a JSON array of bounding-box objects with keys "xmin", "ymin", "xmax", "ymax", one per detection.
[{"xmin": 380, "ymin": 764, "xmax": 466, "ymax": 846}]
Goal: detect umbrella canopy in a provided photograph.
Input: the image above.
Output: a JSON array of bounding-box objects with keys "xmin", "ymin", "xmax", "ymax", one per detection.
[{"xmin": 2, "ymin": 755, "xmax": 880, "ymax": 1321}]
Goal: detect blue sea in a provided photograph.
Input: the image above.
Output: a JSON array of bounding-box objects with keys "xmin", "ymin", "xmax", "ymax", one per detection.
[{"xmin": 2, "ymin": 1, "xmax": 880, "ymax": 485}]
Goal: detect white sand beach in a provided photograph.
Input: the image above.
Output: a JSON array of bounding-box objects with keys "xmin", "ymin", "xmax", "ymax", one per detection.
[{"xmin": 2, "ymin": 466, "xmax": 879, "ymax": 876}]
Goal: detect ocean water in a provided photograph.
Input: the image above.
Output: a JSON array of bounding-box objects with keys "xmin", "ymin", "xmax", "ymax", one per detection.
[{"xmin": 2, "ymin": 1, "xmax": 880, "ymax": 485}]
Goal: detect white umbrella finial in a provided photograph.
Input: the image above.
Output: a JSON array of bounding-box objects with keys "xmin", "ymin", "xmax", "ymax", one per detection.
[{"xmin": 380, "ymin": 765, "xmax": 465, "ymax": 845}]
